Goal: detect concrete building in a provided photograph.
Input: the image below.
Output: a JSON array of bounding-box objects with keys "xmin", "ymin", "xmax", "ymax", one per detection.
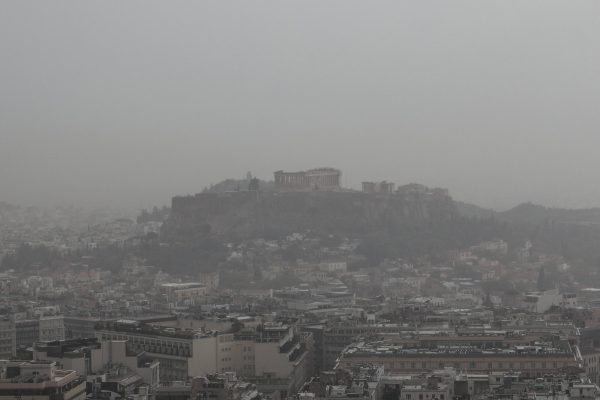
[
  {"xmin": 581, "ymin": 349, "xmax": 600, "ymax": 384},
  {"xmin": 96, "ymin": 320, "xmax": 312, "ymax": 397},
  {"xmin": 0, "ymin": 318, "xmax": 15, "ymax": 360},
  {"xmin": 199, "ymin": 271, "xmax": 220, "ymax": 293},
  {"xmin": 32, "ymin": 338, "xmax": 159, "ymax": 389},
  {"xmin": 318, "ymin": 262, "xmax": 347, "ymax": 274},
  {"xmin": 320, "ymin": 324, "xmax": 408, "ymax": 370},
  {"xmin": 15, "ymin": 316, "xmax": 65, "ymax": 348},
  {"xmin": 522, "ymin": 289, "xmax": 570, "ymax": 313},
  {"xmin": 401, "ymin": 383, "xmax": 451, "ymax": 400},
  {"xmin": 155, "ymin": 373, "xmax": 260, "ymax": 400},
  {"xmin": 0, "ymin": 360, "xmax": 86, "ymax": 400},
  {"xmin": 298, "ymin": 366, "xmax": 383, "ymax": 400},
  {"xmin": 64, "ymin": 317, "xmax": 102, "ymax": 340},
  {"xmin": 39, "ymin": 317, "xmax": 66, "ymax": 343},
  {"xmin": 160, "ymin": 283, "xmax": 207, "ymax": 307},
  {"xmin": 336, "ymin": 343, "xmax": 581, "ymax": 379},
  {"xmin": 96, "ymin": 320, "xmax": 214, "ymax": 382}
]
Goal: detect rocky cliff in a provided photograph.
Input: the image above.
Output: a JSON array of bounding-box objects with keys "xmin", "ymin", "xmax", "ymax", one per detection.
[{"xmin": 161, "ymin": 189, "xmax": 457, "ymax": 242}]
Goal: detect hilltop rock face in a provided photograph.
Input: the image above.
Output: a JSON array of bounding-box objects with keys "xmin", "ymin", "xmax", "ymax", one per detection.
[{"xmin": 161, "ymin": 190, "xmax": 457, "ymax": 242}]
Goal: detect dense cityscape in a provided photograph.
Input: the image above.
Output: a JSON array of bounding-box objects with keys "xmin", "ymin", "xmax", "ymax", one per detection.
[
  {"xmin": 2, "ymin": 169, "xmax": 600, "ymax": 400},
  {"xmin": 3, "ymin": 2, "xmax": 600, "ymax": 400}
]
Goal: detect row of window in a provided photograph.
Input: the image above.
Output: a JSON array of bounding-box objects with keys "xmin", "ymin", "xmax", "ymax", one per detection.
[
  {"xmin": 103, "ymin": 333, "xmax": 189, "ymax": 348},
  {"xmin": 405, "ymin": 393, "xmax": 445, "ymax": 400},
  {"xmin": 350, "ymin": 360, "xmax": 570, "ymax": 370}
]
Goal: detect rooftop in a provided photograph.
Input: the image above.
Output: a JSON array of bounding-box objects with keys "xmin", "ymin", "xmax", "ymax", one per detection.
[{"xmin": 342, "ymin": 344, "xmax": 574, "ymax": 358}]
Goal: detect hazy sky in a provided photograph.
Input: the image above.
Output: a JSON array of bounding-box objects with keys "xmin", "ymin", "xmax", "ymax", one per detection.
[{"xmin": 1, "ymin": 1, "xmax": 600, "ymax": 211}]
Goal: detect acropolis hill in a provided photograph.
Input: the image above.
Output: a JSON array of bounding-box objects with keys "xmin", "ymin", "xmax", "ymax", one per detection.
[{"xmin": 161, "ymin": 169, "xmax": 457, "ymax": 242}]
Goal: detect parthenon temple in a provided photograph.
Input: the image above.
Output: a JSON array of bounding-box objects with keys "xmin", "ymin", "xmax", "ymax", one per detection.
[{"xmin": 274, "ymin": 168, "xmax": 341, "ymax": 191}]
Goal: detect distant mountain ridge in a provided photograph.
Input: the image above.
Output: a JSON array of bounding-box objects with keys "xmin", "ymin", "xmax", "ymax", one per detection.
[
  {"xmin": 497, "ymin": 202, "xmax": 600, "ymax": 226},
  {"xmin": 456, "ymin": 200, "xmax": 600, "ymax": 226}
]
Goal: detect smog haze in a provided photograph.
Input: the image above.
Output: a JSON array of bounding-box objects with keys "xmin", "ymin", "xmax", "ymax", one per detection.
[{"xmin": 1, "ymin": 1, "xmax": 600, "ymax": 210}]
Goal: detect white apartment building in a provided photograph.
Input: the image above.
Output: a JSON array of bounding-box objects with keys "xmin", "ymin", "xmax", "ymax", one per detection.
[{"xmin": 95, "ymin": 320, "xmax": 312, "ymax": 396}]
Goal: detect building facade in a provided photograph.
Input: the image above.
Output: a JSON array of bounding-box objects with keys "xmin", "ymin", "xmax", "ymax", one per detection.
[
  {"xmin": 15, "ymin": 316, "xmax": 65, "ymax": 348},
  {"xmin": 0, "ymin": 318, "xmax": 15, "ymax": 360},
  {"xmin": 95, "ymin": 320, "xmax": 313, "ymax": 395},
  {"xmin": 274, "ymin": 168, "xmax": 341, "ymax": 191},
  {"xmin": 337, "ymin": 343, "xmax": 581, "ymax": 379},
  {"xmin": 0, "ymin": 361, "xmax": 86, "ymax": 400}
]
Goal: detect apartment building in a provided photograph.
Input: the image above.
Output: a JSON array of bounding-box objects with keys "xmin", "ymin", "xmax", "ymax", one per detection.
[
  {"xmin": 64, "ymin": 317, "xmax": 102, "ymax": 339},
  {"xmin": 337, "ymin": 343, "xmax": 581, "ymax": 379},
  {"xmin": 320, "ymin": 323, "xmax": 411, "ymax": 369},
  {"xmin": 95, "ymin": 320, "xmax": 313, "ymax": 397},
  {"xmin": 15, "ymin": 316, "xmax": 65, "ymax": 348},
  {"xmin": 0, "ymin": 360, "xmax": 86, "ymax": 400},
  {"xmin": 160, "ymin": 283, "xmax": 207, "ymax": 307},
  {"xmin": 32, "ymin": 338, "xmax": 160, "ymax": 388},
  {"xmin": 96, "ymin": 320, "xmax": 212, "ymax": 382},
  {"xmin": 0, "ymin": 318, "xmax": 15, "ymax": 360}
]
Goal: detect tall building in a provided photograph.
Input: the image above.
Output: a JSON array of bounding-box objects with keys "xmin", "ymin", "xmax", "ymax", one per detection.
[
  {"xmin": 64, "ymin": 317, "xmax": 102, "ymax": 340},
  {"xmin": 15, "ymin": 316, "xmax": 65, "ymax": 348},
  {"xmin": 0, "ymin": 317, "xmax": 16, "ymax": 359},
  {"xmin": 95, "ymin": 320, "xmax": 313, "ymax": 397}
]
